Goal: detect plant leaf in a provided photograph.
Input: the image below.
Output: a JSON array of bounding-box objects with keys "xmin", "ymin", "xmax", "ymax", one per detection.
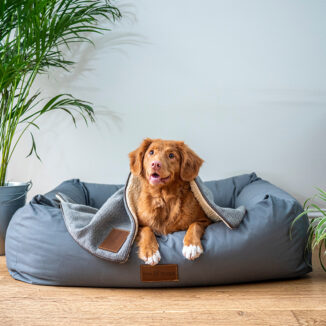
[
  {"xmin": 319, "ymin": 240, "xmax": 326, "ymax": 272},
  {"xmin": 290, "ymin": 210, "xmax": 309, "ymax": 240},
  {"xmin": 26, "ymin": 132, "xmax": 41, "ymax": 161}
]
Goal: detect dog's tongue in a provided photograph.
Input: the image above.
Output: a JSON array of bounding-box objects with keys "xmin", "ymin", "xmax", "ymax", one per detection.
[
  {"xmin": 149, "ymin": 173, "xmax": 170, "ymax": 185},
  {"xmin": 150, "ymin": 173, "xmax": 161, "ymax": 185}
]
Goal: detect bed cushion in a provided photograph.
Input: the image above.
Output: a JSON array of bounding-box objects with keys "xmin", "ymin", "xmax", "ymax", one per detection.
[{"xmin": 5, "ymin": 173, "xmax": 311, "ymax": 287}]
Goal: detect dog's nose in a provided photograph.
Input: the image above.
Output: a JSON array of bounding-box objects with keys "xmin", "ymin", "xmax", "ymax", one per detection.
[{"xmin": 151, "ymin": 161, "xmax": 161, "ymax": 170}]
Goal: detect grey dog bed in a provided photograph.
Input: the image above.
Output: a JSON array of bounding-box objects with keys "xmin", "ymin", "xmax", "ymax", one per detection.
[
  {"xmin": 5, "ymin": 173, "xmax": 311, "ymax": 287},
  {"xmin": 55, "ymin": 173, "xmax": 246, "ymax": 264}
]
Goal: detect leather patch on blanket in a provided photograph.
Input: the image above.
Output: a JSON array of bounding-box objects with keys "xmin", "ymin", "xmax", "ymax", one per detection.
[
  {"xmin": 140, "ymin": 264, "xmax": 179, "ymax": 282},
  {"xmin": 99, "ymin": 228, "xmax": 130, "ymax": 253}
]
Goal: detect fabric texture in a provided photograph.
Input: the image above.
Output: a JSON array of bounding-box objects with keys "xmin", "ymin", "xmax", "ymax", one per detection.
[
  {"xmin": 5, "ymin": 173, "xmax": 312, "ymax": 287},
  {"xmin": 56, "ymin": 173, "xmax": 246, "ymax": 263}
]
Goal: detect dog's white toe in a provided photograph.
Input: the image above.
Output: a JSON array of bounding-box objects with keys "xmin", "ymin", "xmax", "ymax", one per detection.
[
  {"xmin": 144, "ymin": 250, "xmax": 161, "ymax": 265},
  {"xmin": 182, "ymin": 244, "xmax": 203, "ymax": 260}
]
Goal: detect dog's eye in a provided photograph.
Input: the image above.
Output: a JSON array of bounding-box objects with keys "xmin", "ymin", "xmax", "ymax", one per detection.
[
  {"xmin": 149, "ymin": 150, "xmax": 154, "ymax": 155},
  {"xmin": 169, "ymin": 153, "xmax": 175, "ymax": 159}
]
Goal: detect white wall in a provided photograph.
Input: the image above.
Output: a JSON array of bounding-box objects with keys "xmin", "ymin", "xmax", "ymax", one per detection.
[{"xmin": 8, "ymin": 0, "xmax": 326, "ymax": 204}]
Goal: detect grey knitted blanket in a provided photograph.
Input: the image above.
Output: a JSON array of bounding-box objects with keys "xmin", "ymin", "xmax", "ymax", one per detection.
[{"xmin": 57, "ymin": 174, "xmax": 246, "ymax": 263}]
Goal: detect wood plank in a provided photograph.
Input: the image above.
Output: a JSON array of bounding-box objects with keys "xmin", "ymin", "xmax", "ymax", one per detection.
[{"xmin": 0, "ymin": 250, "xmax": 325, "ymax": 326}]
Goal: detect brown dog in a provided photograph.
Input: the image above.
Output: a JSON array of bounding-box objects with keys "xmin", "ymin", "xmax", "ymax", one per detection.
[{"xmin": 129, "ymin": 138, "xmax": 211, "ymax": 265}]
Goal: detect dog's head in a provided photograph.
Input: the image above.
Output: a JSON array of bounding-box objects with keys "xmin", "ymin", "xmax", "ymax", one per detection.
[{"xmin": 129, "ymin": 138, "xmax": 203, "ymax": 186}]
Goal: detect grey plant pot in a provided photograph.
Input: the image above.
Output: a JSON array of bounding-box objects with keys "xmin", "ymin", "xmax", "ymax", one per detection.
[{"xmin": 0, "ymin": 181, "xmax": 32, "ymax": 255}]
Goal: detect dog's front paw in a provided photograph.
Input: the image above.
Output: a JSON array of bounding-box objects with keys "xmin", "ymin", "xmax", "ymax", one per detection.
[
  {"xmin": 182, "ymin": 243, "xmax": 203, "ymax": 260},
  {"xmin": 139, "ymin": 247, "xmax": 161, "ymax": 266}
]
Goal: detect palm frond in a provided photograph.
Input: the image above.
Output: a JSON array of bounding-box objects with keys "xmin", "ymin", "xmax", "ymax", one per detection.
[
  {"xmin": 26, "ymin": 131, "xmax": 41, "ymax": 161},
  {"xmin": 0, "ymin": 0, "xmax": 121, "ymax": 185}
]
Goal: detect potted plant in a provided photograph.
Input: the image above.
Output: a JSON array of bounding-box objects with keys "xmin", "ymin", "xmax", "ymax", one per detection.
[
  {"xmin": 0, "ymin": 0, "xmax": 121, "ymax": 254},
  {"xmin": 291, "ymin": 188, "xmax": 326, "ymax": 271}
]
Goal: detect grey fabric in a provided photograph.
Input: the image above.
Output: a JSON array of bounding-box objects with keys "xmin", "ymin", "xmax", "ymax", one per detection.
[
  {"xmin": 83, "ymin": 182, "xmax": 123, "ymax": 208},
  {"xmin": 194, "ymin": 177, "xmax": 246, "ymax": 228},
  {"xmin": 5, "ymin": 173, "xmax": 312, "ymax": 287},
  {"xmin": 57, "ymin": 187, "xmax": 135, "ymax": 263},
  {"xmin": 56, "ymin": 174, "xmax": 246, "ymax": 263}
]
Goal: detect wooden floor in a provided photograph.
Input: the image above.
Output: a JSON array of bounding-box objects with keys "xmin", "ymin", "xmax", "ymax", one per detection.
[{"xmin": 0, "ymin": 253, "xmax": 325, "ymax": 326}]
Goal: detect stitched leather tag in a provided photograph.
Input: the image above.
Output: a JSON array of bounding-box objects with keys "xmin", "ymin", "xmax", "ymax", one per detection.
[
  {"xmin": 140, "ymin": 264, "xmax": 179, "ymax": 282},
  {"xmin": 98, "ymin": 228, "xmax": 130, "ymax": 253}
]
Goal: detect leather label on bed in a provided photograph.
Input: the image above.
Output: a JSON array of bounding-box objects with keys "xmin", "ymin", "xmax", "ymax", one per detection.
[
  {"xmin": 98, "ymin": 228, "xmax": 130, "ymax": 253},
  {"xmin": 140, "ymin": 264, "xmax": 179, "ymax": 282}
]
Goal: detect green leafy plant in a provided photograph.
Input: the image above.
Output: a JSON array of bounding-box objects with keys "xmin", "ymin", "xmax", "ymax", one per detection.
[
  {"xmin": 0, "ymin": 0, "xmax": 121, "ymax": 186},
  {"xmin": 291, "ymin": 188, "xmax": 326, "ymax": 271}
]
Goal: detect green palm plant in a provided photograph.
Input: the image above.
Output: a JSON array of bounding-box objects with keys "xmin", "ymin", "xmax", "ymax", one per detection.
[
  {"xmin": 291, "ymin": 188, "xmax": 326, "ymax": 271},
  {"xmin": 0, "ymin": 0, "xmax": 121, "ymax": 185}
]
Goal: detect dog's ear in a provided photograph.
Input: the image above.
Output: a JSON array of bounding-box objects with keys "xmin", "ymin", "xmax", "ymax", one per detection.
[
  {"xmin": 178, "ymin": 142, "xmax": 204, "ymax": 181},
  {"xmin": 129, "ymin": 138, "xmax": 153, "ymax": 176}
]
